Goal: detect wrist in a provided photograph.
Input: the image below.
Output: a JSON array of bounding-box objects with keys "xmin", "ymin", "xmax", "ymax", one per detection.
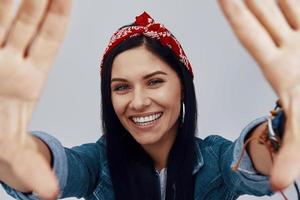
[
  {"xmin": 0, "ymin": 98, "xmax": 34, "ymax": 136},
  {"xmin": 279, "ymin": 84, "xmax": 300, "ymax": 110}
]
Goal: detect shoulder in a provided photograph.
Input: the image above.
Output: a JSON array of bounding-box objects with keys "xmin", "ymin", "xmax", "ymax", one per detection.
[
  {"xmin": 95, "ymin": 135, "xmax": 108, "ymax": 161},
  {"xmin": 194, "ymin": 135, "xmax": 233, "ymax": 148},
  {"xmin": 193, "ymin": 135, "xmax": 234, "ymax": 161},
  {"xmin": 97, "ymin": 134, "xmax": 107, "ymax": 147}
]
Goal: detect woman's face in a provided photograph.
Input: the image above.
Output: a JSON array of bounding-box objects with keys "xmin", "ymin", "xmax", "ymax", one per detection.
[{"xmin": 111, "ymin": 45, "xmax": 182, "ymax": 147}]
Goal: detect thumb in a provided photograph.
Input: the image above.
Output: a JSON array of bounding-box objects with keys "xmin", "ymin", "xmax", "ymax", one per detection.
[
  {"xmin": 270, "ymin": 139, "xmax": 300, "ymax": 191},
  {"xmin": 270, "ymin": 99, "xmax": 300, "ymax": 191},
  {"xmin": 12, "ymin": 150, "xmax": 59, "ymax": 200}
]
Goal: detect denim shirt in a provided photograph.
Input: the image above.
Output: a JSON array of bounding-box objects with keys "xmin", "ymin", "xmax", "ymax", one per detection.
[{"xmin": 2, "ymin": 117, "xmax": 273, "ymax": 200}]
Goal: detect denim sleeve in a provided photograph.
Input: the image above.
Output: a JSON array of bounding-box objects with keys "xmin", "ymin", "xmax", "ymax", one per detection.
[
  {"xmin": 217, "ymin": 116, "xmax": 274, "ymax": 196},
  {"xmin": 1, "ymin": 131, "xmax": 102, "ymax": 200}
]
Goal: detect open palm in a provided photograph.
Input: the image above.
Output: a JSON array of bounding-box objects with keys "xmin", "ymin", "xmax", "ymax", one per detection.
[
  {"xmin": 0, "ymin": 0, "xmax": 72, "ymax": 199},
  {"xmin": 219, "ymin": 0, "xmax": 300, "ymax": 191}
]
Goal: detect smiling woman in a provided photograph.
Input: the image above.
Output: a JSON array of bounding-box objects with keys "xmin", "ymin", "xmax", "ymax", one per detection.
[
  {"xmin": 1, "ymin": 1, "xmax": 300, "ymax": 200},
  {"xmin": 101, "ymin": 34, "xmax": 197, "ymax": 199}
]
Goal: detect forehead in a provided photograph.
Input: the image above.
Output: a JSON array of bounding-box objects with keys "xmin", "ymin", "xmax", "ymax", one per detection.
[{"xmin": 111, "ymin": 46, "xmax": 175, "ymax": 78}]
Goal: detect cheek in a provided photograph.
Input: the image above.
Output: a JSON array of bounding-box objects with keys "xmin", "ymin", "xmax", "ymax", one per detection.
[
  {"xmin": 153, "ymin": 84, "xmax": 181, "ymax": 112},
  {"xmin": 169, "ymin": 91, "xmax": 181, "ymax": 117},
  {"xmin": 167, "ymin": 84, "xmax": 182, "ymax": 118},
  {"xmin": 111, "ymin": 94, "xmax": 128, "ymax": 117}
]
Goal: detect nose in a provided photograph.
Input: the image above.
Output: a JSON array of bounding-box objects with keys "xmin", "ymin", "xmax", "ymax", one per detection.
[{"xmin": 129, "ymin": 88, "xmax": 151, "ymax": 111}]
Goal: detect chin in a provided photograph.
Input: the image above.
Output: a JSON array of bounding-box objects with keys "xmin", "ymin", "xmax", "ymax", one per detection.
[{"xmin": 133, "ymin": 134, "xmax": 162, "ymax": 146}]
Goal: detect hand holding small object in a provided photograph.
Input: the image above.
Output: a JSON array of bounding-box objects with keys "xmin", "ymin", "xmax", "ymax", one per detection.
[{"xmin": 218, "ymin": 0, "xmax": 300, "ymax": 192}]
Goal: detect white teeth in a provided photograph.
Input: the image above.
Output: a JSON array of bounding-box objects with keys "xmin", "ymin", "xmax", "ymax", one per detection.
[
  {"xmin": 145, "ymin": 117, "xmax": 150, "ymax": 122},
  {"xmin": 149, "ymin": 115, "xmax": 153, "ymax": 121},
  {"xmin": 131, "ymin": 113, "xmax": 162, "ymax": 124}
]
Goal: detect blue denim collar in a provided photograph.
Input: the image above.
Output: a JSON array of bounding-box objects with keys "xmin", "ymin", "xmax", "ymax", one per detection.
[
  {"xmin": 99, "ymin": 135, "xmax": 204, "ymax": 174},
  {"xmin": 192, "ymin": 138, "xmax": 204, "ymax": 174}
]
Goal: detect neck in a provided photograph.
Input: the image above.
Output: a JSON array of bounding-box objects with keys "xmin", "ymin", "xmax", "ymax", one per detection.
[{"xmin": 142, "ymin": 123, "xmax": 178, "ymax": 171}]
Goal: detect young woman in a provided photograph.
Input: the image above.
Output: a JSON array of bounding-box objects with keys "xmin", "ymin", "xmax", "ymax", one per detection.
[{"xmin": 0, "ymin": 0, "xmax": 300, "ymax": 200}]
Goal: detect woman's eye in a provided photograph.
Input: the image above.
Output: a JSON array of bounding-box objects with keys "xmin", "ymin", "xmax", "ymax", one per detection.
[
  {"xmin": 113, "ymin": 84, "xmax": 129, "ymax": 91},
  {"xmin": 148, "ymin": 79, "xmax": 164, "ymax": 86}
]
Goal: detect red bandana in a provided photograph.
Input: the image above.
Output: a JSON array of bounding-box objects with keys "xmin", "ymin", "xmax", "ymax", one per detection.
[{"xmin": 100, "ymin": 12, "xmax": 194, "ymax": 78}]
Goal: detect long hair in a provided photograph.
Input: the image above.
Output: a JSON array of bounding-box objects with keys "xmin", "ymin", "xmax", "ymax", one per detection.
[{"xmin": 101, "ymin": 33, "xmax": 197, "ymax": 200}]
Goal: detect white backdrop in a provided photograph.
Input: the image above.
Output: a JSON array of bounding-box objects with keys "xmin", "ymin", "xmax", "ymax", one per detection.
[{"xmin": 0, "ymin": 0, "xmax": 298, "ymax": 199}]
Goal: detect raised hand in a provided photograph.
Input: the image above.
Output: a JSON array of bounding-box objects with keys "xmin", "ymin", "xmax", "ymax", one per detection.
[
  {"xmin": 0, "ymin": 0, "xmax": 72, "ymax": 199},
  {"xmin": 218, "ymin": 0, "xmax": 300, "ymax": 191}
]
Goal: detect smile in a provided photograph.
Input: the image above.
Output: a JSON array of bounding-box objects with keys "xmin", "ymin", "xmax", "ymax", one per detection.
[{"xmin": 130, "ymin": 112, "xmax": 163, "ymax": 126}]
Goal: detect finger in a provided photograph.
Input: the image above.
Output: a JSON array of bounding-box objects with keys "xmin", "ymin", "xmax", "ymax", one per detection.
[
  {"xmin": 5, "ymin": 0, "xmax": 49, "ymax": 52},
  {"xmin": 244, "ymin": 0, "xmax": 291, "ymax": 46},
  {"xmin": 0, "ymin": 0, "xmax": 14, "ymax": 46},
  {"xmin": 218, "ymin": 0, "xmax": 278, "ymax": 66},
  {"xmin": 278, "ymin": 0, "xmax": 300, "ymax": 30},
  {"xmin": 28, "ymin": 0, "xmax": 72, "ymax": 71},
  {"xmin": 12, "ymin": 150, "xmax": 59, "ymax": 200}
]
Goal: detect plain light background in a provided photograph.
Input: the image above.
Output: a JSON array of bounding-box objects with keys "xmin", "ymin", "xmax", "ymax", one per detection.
[{"xmin": 1, "ymin": 0, "xmax": 299, "ymax": 199}]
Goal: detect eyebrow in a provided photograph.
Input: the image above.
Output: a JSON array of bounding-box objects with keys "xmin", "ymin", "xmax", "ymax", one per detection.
[{"xmin": 111, "ymin": 71, "xmax": 167, "ymax": 83}]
